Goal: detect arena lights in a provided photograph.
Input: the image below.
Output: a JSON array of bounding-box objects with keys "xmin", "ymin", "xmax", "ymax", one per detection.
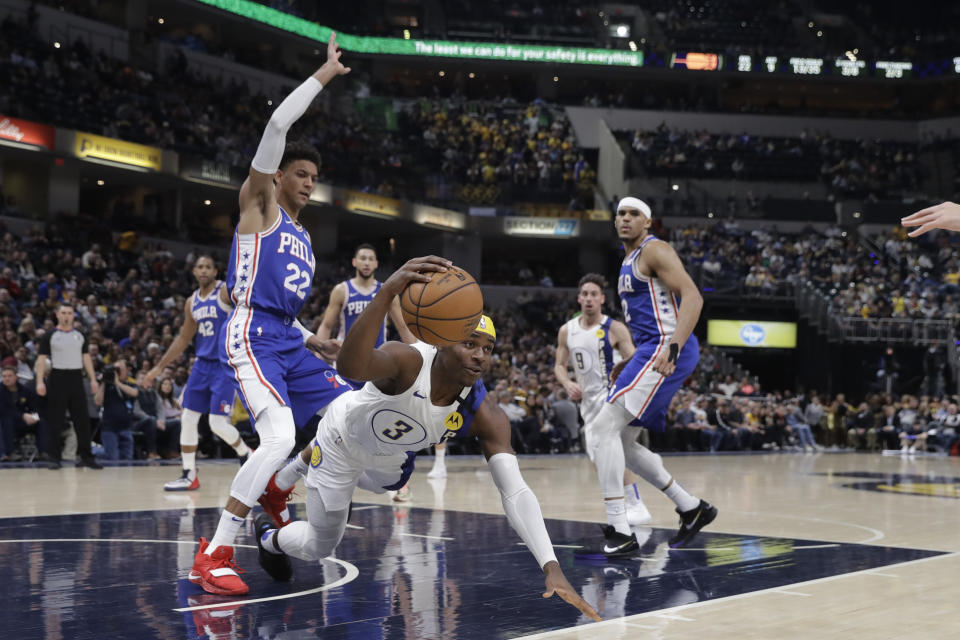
[{"xmin": 195, "ymin": 0, "xmax": 643, "ymax": 68}]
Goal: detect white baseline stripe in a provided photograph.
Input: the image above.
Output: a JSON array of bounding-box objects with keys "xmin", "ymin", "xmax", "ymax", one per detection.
[
  {"xmin": 512, "ymin": 552, "xmax": 959, "ymax": 639},
  {"xmin": 772, "ymin": 590, "xmax": 812, "ymax": 597},
  {"xmin": 349, "ymin": 506, "xmax": 381, "ymax": 512},
  {"xmin": 345, "ymin": 524, "xmax": 364, "ymax": 530}
]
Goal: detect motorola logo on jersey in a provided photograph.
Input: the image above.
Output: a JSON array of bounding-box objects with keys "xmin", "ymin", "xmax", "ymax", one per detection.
[
  {"xmin": 739, "ymin": 323, "xmax": 766, "ymax": 345},
  {"xmin": 310, "ymin": 443, "xmax": 323, "ymax": 467},
  {"xmin": 372, "ymin": 409, "xmax": 428, "ymax": 446}
]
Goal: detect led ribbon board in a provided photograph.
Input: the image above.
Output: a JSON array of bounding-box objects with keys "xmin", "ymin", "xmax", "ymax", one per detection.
[{"xmin": 194, "ymin": 0, "xmax": 643, "ymax": 67}]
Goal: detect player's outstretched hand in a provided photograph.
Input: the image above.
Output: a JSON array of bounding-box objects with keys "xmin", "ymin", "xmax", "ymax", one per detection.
[
  {"xmin": 542, "ymin": 562, "xmax": 602, "ymax": 622},
  {"xmin": 901, "ymin": 201, "xmax": 960, "ymax": 236},
  {"xmin": 323, "ymin": 31, "xmax": 351, "ymax": 76},
  {"xmin": 382, "ymin": 256, "xmax": 452, "ymax": 297},
  {"xmin": 143, "ymin": 366, "xmax": 162, "ymax": 387}
]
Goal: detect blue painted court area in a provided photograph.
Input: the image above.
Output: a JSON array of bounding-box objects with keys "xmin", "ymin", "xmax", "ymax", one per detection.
[
  {"xmin": 819, "ymin": 471, "xmax": 960, "ymax": 499},
  {"xmin": 0, "ymin": 505, "xmax": 942, "ymax": 639}
]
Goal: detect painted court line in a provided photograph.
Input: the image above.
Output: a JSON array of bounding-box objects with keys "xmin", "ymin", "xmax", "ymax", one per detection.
[
  {"xmin": 512, "ymin": 551, "xmax": 959, "ymax": 639},
  {"xmin": 865, "ymin": 571, "xmax": 899, "ymax": 578},
  {"xmin": 400, "ymin": 532, "xmax": 454, "ymax": 541},
  {"xmin": 349, "ymin": 505, "xmax": 380, "ymax": 512},
  {"xmin": 772, "ymin": 590, "xmax": 812, "ymax": 597},
  {"xmin": 346, "ymin": 524, "xmax": 364, "ymax": 530},
  {"xmin": 516, "ymin": 543, "xmax": 584, "ymax": 549}
]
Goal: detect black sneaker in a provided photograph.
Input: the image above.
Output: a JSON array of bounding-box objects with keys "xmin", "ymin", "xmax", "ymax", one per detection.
[
  {"xmin": 668, "ymin": 500, "xmax": 718, "ymax": 548},
  {"xmin": 254, "ymin": 512, "xmax": 292, "ymax": 582},
  {"xmin": 76, "ymin": 457, "xmax": 103, "ymax": 470},
  {"xmin": 601, "ymin": 525, "xmax": 639, "ymax": 557}
]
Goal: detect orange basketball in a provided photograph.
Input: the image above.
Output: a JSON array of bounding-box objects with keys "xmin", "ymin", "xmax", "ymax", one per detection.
[{"xmin": 400, "ymin": 266, "xmax": 484, "ymax": 346}]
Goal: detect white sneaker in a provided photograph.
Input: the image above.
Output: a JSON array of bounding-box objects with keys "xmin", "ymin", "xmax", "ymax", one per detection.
[
  {"xmin": 164, "ymin": 469, "xmax": 199, "ymax": 491},
  {"xmin": 427, "ymin": 465, "xmax": 447, "ymax": 479},
  {"xmin": 626, "ymin": 500, "xmax": 652, "ymax": 526},
  {"xmin": 900, "ymin": 445, "xmax": 909, "ymax": 455},
  {"xmin": 907, "ymin": 445, "xmax": 916, "ymax": 455},
  {"xmin": 390, "ymin": 485, "xmax": 411, "ymax": 503}
]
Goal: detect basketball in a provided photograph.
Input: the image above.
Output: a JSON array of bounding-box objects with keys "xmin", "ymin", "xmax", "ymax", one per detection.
[{"xmin": 400, "ymin": 266, "xmax": 484, "ymax": 346}]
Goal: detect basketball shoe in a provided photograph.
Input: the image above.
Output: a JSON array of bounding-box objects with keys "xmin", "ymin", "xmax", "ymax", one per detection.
[
  {"xmin": 165, "ymin": 469, "xmax": 200, "ymax": 491},
  {"xmin": 258, "ymin": 472, "xmax": 294, "ymax": 528},
  {"xmin": 191, "ymin": 537, "xmax": 249, "ymax": 596},
  {"xmin": 188, "ymin": 593, "xmax": 245, "ymax": 640},
  {"xmin": 601, "ymin": 525, "xmax": 639, "ymax": 557},
  {"xmin": 624, "ymin": 484, "xmax": 652, "ymax": 526},
  {"xmin": 668, "ymin": 500, "xmax": 718, "ymax": 548},
  {"xmin": 389, "ymin": 485, "xmax": 411, "ymax": 503},
  {"xmin": 254, "ymin": 512, "xmax": 292, "ymax": 582}
]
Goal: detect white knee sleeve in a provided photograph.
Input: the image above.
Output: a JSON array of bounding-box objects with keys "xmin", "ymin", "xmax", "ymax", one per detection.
[
  {"xmin": 209, "ymin": 414, "xmax": 241, "ymax": 446},
  {"xmin": 180, "ymin": 409, "xmax": 201, "ymax": 447},
  {"xmin": 620, "ymin": 429, "xmax": 671, "ymax": 489},
  {"xmin": 228, "ymin": 405, "xmax": 295, "ymax": 506},
  {"xmin": 277, "ymin": 487, "xmax": 348, "ymax": 561},
  {"xmin": 586, "ymin": 402, "xmax": 633, "ymax": 499}
]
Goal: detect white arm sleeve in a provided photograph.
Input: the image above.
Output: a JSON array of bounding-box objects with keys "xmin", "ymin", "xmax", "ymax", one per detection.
[
  {"xmin": 292, "ymin": 319, "xmax": 313, "ymax": 344},
  {"xmin": 251, "ymin": 76, "xmax": 323, "ymax": 175},
  {"xmin": 488, "ymin": 453, "xmax": 558, "ymax": 569}
]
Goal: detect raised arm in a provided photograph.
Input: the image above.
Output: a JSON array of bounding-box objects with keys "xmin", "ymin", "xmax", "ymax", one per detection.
[
  {"xmin": 472, "ymin": 395, "xmax": 601, "ymax": 621},
  {"xmin": 553, "ymin": 324, "xmax": 581, "ymax": 401},
  {"xmin": 337, "ymin": 256, "xmax": 451, "ymax": 385},
  {"xmin": 238, "ymin": 32, "xmax": 350, "ymax": 235},
  {"xmin": 145, "ymin": 298, "xmax": 197, "ymax": 387},
  {"xmin": 316, "ymin": 283, "xmax": 346, "ymax": 341},
  {"xmin": 644, "ymin": 240, "xmax": 703, "ymax": 377}
]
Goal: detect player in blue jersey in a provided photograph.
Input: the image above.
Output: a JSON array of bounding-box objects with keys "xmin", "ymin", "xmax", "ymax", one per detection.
[
  {"xmin": 145, "ymin": 255, "xmax": 252, "ymax": 491},
  {"xmin": 316, "ymin": 243, "xmax": 416, "ymax": 350},
  {"xmin": 188, "ymin": 33, "xmax": 353, "ymax": 597},
  {"xmin": 583, "ymin": 197, "xmax": 717, "ymax": 557},
  {"xmin": 252, "ymin": 256, "xmax": 601, "ymax": 622}
]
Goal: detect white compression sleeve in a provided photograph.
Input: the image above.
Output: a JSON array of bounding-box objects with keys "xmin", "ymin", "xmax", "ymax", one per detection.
[
  {"xmin": 251, "ymin": 76, "xmax": 323, "ymax": 175},
  {"xmin": 292, "ymin": 319, "xmax": 313, "ymax": 344},
  {"xmin": 488, "ymin": 453, "xmax": 558, "ymax": 569}
]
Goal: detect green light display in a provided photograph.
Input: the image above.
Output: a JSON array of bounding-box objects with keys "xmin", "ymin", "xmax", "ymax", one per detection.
[{"xmin": 194, "ymin": 0, "xmax": 643, "ymax": 67}]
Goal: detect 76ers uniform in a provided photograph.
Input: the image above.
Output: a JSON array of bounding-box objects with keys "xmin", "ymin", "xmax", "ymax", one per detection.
[
  {"xmin": 607, "ymin": 235, "xmax": 699, "ymax": 430},
  {"xmin": 306, "ymin": 342, "xmax": 485, "ymax": 511},
  {"xmin": 563, "ymin": 314, "xmax": 616, "ymax": 425},
  {"xmin": 182, "ymin": 282, "xmax": 237, "ymax": 416},
  {"xmin": 224, "ymin": 207, "xmax": 351, "ymax": 427},
  {"xmin": 337, "ymin": 280, "xmax": 387, "ymax": 348}
]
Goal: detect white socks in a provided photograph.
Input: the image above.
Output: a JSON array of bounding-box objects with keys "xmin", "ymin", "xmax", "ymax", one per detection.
[
  {"xmin": 605, "ymin": 499, "xmax": 630, "ymax": 535},
  {"xmin": 432, "ymin": 445, "xmax": 446, "ymax": 469},
  {"xmin": 277, "ymin": 454, "xmax": 309, "ymax": 491},
  {"xmin": 207, "ymin": 509, "xmax": 245, "ymax": 555},
  {"xmin": 663, "ymin": 478, "xmax": 699, "ymax": 513},
  {"xmin": 182, "ymin": 451, "xmax": 196, "ymax": 473}
]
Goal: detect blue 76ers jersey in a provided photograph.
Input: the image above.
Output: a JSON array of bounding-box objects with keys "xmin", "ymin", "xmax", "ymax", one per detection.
[
  {"xmin": 617, "ymin": 234, "xmax": 680, "ymax": 347},
  {"xmin": 337, "ymin": 280, "xmax": 386, "ymax": 347},
  {"xmin": 191, "ymin": 281, "xmax": 231, "ymax": 361},
  {"xmin": 227, "ymin": 207, "xmax": 316, "ymax": 318}
]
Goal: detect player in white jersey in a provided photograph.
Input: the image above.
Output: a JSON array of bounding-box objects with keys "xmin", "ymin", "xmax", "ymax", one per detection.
[
  {"xmin": 554, "ymin": 273, "xmax": 651, "ymax": 526},
  {"xmin": 252, "ymin": 256, "xmax": 601, "ymax": 621}
]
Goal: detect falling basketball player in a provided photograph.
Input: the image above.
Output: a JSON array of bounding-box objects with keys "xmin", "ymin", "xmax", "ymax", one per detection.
[
  {"xmin": 902, "ymin": 201, "xmax": 960, "ymax": 235},
  {"xmin": 145, "ymin": 255, "xmax": 252, "ymax": 491},
  {"xmin": 583, "ymin": 197, "xmax": 716, "ymax": 556},
  {"xmin": 554, "ymin": 273, "xmax": 651, "ymax": 525},
  {"xmin": 253, "ymin": 256, "xmax": 602, "ymax": 622},
  {"xmin": 188, "ymin": 33, "xmax": 355, "ymax": 596}
]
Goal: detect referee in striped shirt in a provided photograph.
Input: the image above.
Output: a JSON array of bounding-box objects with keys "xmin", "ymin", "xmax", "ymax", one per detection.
[{"xmin": 35, "ymin": 303, "xmax": 101, "ymax": 469}]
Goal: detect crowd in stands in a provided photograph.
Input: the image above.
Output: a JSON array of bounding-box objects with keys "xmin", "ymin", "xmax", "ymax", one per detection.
[{"xmin": 626, "ymin": 126, "xmax": 924, "ymax": 201}]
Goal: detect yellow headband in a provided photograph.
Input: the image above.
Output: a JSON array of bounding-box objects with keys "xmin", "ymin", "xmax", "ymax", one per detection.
[{"xmin": 475, "ymin": 315, "xmax": 496, "ymax": 340}]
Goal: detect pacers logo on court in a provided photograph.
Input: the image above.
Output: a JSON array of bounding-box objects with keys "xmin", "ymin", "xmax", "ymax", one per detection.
[
  {"xmin": 826, "ymin": 471, "xmax": 960, "ymax": 500},
  {"xmin": 444, "ymin": 411, "xmax": 463, "ymax": 432},
  {"xmin": 310, "ymin": 444, "xmax": 323, "ymax": 468},
  {"xmin": 872, "ymin": 483, "xmax": 959, "ymax": 499}
]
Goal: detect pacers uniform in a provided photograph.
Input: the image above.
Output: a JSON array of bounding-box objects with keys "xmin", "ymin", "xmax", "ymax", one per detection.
[
  {"xmin": 337, "ymin": 280, "xmax": 387, "ymax": 348},
  {"xmin": 306, "ymin": 341, "xmax": 486, "ymax": 512},
  {"xmin": 563, "ymin": 314, "xmax": 616, "ymax": 426},
  {"xmin": 607, "ymin": 234, "xmax": 699, "ymax": 429},
  {"xmin": 181, "ymin": 282, "xmax": 236, "ymax": 416},
  {"xmin": 224, "ymin": 207, "xmax": 351, "ymax": 428}
]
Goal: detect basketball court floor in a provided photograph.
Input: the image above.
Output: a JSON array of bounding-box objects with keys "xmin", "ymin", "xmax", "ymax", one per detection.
[{"xmin": 1, "ymin": 451, "xmax": 957, "ymax": 639}]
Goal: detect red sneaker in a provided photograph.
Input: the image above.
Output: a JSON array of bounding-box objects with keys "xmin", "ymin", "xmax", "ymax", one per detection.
[
  {"xmin": 191, "ymin": 539, "xmax": 249, "ymax": 596},
  {"xmin": 257, "ymin": 472, "xmax": 294, "ymax": 528},
  {"xmin": 188, "ymin": 593, "xmax": 245, "ymax": 639},
  {"xmin": 188, "ymin": 537, "xmax": 210, "ymax": 584}
]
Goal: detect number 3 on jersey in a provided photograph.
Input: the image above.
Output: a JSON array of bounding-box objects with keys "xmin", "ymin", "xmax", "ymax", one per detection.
[
  {"xmin": 283, "ymin": 263, "xmax": 311, "ymax": 300},
  {"xmin": 382, "ymin": 419, "xmax": 415, "ymax": 441}
]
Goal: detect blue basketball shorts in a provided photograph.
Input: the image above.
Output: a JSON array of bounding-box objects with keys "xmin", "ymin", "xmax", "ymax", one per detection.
[{"xmin": 181, "ymin": 358, "xmax": 237, "ymax": 416}]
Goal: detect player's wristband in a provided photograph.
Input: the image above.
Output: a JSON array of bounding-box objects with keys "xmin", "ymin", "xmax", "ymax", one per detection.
[
  {"xmin": 292, "ymin": 319, "xmax": 314, "ymax": 345},
  {"xmin": 668, "ymin": 343, "xmax": 679, "ymax": 364}
]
